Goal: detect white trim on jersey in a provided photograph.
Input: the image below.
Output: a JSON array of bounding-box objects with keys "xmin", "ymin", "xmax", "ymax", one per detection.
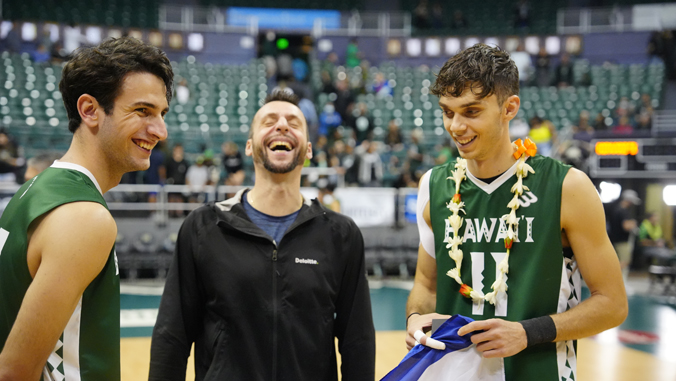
[
  {"xmin": 556, "ymin": 257, "xmax": 581, "ymax": 380},
  {"xmin": 465, "ymin": 159, "xmax": 519, "ymax": 195},
  {"xmin": 63, "ymin": 296, "xmax": 83, "ymax": 381},
  {"xmin": 50, "ymin": 161, "xmax": 103, "ymax": 195},
  {"xmin": 417, "ymin": 169, "xmax": 435, "ymax": 258},
  {"xmin": 417, "ymin": 158, "xmax": 525, "ymax": 258}
]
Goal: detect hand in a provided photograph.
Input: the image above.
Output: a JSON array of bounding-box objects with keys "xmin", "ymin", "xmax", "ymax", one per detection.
[
  {"xmin": 405, "ymin": 313, "xmax": 451, "ymax": 350},
  {"xmin": 458, "ymin": 318, "xmax": 527, "ymax": 358}
]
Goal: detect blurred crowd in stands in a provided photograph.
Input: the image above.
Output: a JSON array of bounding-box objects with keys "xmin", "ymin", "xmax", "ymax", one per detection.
[{"xmin": 0, "ymin": 24, "xmax": 668, "ymax": 201}]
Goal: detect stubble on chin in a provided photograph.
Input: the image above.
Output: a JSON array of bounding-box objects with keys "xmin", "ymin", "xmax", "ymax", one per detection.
[{"xmin": 255, "ymin": 143, "xmax": 306, "ymax": 174}]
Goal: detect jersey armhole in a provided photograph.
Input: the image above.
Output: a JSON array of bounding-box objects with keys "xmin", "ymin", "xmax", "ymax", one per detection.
[{"xmin": 417, "ymin": 169, "xmax": 435, "ymax": 258}]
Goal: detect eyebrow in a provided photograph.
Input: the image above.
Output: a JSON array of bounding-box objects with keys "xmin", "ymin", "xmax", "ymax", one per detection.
[
  {"xmin": 261, "ymin": 112, "xmax": 303, "ymax": 122},
  {"xmin": 438, "ymin": 100, "xmax": 484, "ymax": 110}
]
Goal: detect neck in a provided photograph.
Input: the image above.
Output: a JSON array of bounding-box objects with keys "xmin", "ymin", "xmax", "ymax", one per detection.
[
  {"xmin": 248, "ymin": 168, "xmax": 304, "ymax": 216},
  {"xmin": 59, "ymin": 134, "xmax": 121, "ymax": 193},
  {"xmin": 465, "ymin": 141, "xmax": 518, "ymax": 179}
]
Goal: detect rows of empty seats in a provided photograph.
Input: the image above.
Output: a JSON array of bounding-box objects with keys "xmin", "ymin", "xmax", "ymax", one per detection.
[{"xmin": 0, "ymin": 52, "xmax": 665, "ymax": 159}]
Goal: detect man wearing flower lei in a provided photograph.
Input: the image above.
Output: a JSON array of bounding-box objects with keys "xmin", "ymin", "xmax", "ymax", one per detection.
[{"xmin": 404, "ymin": 44, "xmax": 627, "ymax": 380}]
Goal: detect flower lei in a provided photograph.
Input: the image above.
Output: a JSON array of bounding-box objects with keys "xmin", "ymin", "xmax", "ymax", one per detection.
[{"xmin": 445, "ymin": 138, "xmax": 537, "ymax": 305}]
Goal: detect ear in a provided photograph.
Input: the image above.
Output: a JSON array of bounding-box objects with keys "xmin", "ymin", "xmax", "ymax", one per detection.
[
  {"xmin": 77, "ymin": 94, "xmax": 102, "ymax": 129},
  {"xmin": 245, "ymin": 139, "xmax": 253, "ymax": 157},
  {"xmin": 502, "ymin": 95, "xmax": 520, "ymax": 122},
  {"xmin": 305, "ymin": 142, "xmax": 313, "ymax": 160}
]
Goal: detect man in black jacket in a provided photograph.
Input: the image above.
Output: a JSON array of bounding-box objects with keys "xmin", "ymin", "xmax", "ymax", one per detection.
[{"xmin": 149, "ymin": 91, "xmax": 375, "ymax": 380}]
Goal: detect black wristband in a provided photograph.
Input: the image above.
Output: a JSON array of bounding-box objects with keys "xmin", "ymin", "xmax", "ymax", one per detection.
[
  {"xmin": 519, "ymin": 316, "xmax": 557, "ymax": 346},
  {"xmin": 406, "ymin": 312, "xmax": 420, "ymax": 328}
]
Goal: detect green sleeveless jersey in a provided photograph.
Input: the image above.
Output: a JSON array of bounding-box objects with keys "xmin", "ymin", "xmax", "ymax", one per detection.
[
  {"xmin": 428, "ymin": 155, "xmax": 579, "ymax": 381},
  {"xmin": 0, "ymin": 163, "xmax": 120, "ymax": 381}
]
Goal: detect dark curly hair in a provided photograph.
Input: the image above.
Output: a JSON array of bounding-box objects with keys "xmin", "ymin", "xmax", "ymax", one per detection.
[
  {"xmin": 431, "ymin": 43, "xmax": 519, "ymax": 105},
  {"xmin": 60, "ymin": 37, "xmax": 174, "ymax": 133}
]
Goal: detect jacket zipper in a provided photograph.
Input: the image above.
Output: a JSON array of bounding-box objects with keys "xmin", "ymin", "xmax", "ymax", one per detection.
[{"xmin": 272, "ymin": 242, "xmax": 278, "ymax": 381}]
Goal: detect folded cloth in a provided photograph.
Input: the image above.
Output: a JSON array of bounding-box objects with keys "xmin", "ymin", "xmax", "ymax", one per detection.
[{"xmin": 381, "ymin": 315, "xmax": 505, "ymax": 381}]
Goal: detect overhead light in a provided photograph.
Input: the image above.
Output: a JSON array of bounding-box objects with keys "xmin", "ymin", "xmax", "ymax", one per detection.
[
  {"xmin": 445, "ymin": 38, "xmax": 461, "ymax": 56},
  {"xmin": 525, "ymin": 36, "xmax": 540, "ymax": 55},
  {"xmin": 464, "ymin": 37, "xmax": 480, "ymax": 49},
  {"xmin": 407, "ymin": 39, "xmax": 422, "ymax": 57},
  {"xmin": 599, "ymin": 181, "xmax": 622, "ymax": 203},
  {"xmin": 187, "ymin": 33, "xmax": 204, "ymax": 52},
  {"xmin": 664, "ymin": 185, "xmax": 676, "ymax": 206},
  {"xmin": 425, "ymin": 38, "xmax": 441, "ymax": 56},
  {"xmin": 545, "ymin": 36, "xmax": 560, "ymax": 55},
  {"xmin": 21, "ymin": 23, "xmax": 37, "ymax": 41},
  {"xmin": 86, "ymin": 27, "xmax": 102, "ymax": 45},
  {"xmin": 484, "ymin": 37, "xmax": 499, "ymax": 47}
]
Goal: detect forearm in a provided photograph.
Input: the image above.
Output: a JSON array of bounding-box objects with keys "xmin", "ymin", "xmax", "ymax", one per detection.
[
  {"xmin": 551, "ymin": 292, "xmax": 627, "ymax": 342},
  {"xmin": 406, "ymin": 283, "xmax": 436, "ymax": 316}
]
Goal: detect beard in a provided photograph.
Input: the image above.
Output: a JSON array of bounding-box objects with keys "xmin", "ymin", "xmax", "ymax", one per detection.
[{"xmin": 254, "ymin": 140, "xmax": 306, "ymax": 174}]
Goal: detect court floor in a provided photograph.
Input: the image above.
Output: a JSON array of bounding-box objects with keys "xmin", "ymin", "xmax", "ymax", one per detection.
[{"xmin": 119, "ymin": 273, "xmax": 676, "ymax": 380}]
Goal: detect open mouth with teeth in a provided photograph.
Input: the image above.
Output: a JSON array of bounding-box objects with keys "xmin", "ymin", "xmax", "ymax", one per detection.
[
  {"xmin": 268, "ymin": 141, "xmax": 293, "ymax": 152},
  {"xmin": 455, "ymin": 136, "xmax": 476, "ymax": 146},
  {"xmin": 133, "ymin": 139, "xmax": 154, "ymax": 152}
]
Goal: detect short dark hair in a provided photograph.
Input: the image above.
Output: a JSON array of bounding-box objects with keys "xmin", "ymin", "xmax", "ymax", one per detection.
[
  {"xmin": 249, "ymin": 90, "xmax": 303, "ymax": 138},
  {"xmin": 431, "ymin": 43, "xmax": 519, "ymax": 105},
  {"xmin": 264, "ymin": 90, "xmax": 300, "ymax": 106},
  {"xmin": 60, "ymin": 37, "xmax": 174, "ymax": 133}
]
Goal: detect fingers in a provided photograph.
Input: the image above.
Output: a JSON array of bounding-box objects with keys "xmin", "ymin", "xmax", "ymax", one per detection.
[
  {"xmin": 415, "ymin": 330, "xmax": 446, "ymax": 350},
  {"xmin": 463, "ymin": 319, "xmax": 528, "ymax": 358},
  {"xmin": 405, "ymin": 313, "xmax": 451, "ymax": 351},
  {"xmin": 405, "ymin": 334, "xmax": 416, "ymax": 351},
  {"xmin": 458, "ymin": 319, "xmax": 493, "ymax": 336}
]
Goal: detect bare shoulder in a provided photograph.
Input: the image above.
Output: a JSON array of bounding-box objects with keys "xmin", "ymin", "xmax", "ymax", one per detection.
[
  {"xmin": 31, "ymin": 202, "xmax": 117, "ymax": 259},
  {"xmin": 43, "ymin": 201, "xmax": 116, "ymax": 235},
  {"xmin": 562, "ymin": 166, "xmax": 593, "ymax": 191},
  {"xmin": 560, "ymin": 167, "xmax": 605, "ymax": 229}
]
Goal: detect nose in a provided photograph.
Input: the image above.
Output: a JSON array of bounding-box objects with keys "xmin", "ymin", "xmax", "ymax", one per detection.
[
  {"xmin": 275, "ymin": 116, "xmax": 290, "ymax": 132},
  {"xmin": 149, "ymin": 116, "xmax": 168, "ymax": 141},
  {"xmin": 446, "ymin": 114, "xmax": 466, "ymax": 136}
]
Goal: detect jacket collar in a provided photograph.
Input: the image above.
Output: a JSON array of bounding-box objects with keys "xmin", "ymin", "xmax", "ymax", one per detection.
[{"xmin": 212, "ymin": 188, "xmax": 325, "ymax": 238}]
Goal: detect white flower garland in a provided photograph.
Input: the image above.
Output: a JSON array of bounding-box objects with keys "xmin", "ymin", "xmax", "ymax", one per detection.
[{"xmin": 444, "ymin": 138, "xmax": 537, "ymax": 305}]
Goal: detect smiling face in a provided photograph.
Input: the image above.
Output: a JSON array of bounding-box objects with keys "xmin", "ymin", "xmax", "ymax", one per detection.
[
  {"xmin": 97, "ymin": 72, "xmax": 169, "ymax": 174},
  {"xmin": 246, "ymin": 100, "xmax": 312, "ymax": 175},
  {"xmin": 439, "ymin": 88, "xmax": 518, "ymax": 163}
]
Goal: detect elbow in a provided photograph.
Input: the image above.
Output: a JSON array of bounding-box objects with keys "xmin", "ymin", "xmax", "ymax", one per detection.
[
  {"xmin": 609, "ymin": 294, "xmax": 629, "ymax": 328},
  {"xmin": 617, "ymin": 296, "xmax": 629, "ymax": 326}
]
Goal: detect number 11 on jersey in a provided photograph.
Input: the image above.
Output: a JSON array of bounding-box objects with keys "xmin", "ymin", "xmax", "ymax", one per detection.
[{"xmin": 470, "ymin": 251, "xmax": 508, "ymax": 317}]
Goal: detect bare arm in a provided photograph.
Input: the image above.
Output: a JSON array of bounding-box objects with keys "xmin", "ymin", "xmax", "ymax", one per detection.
[
  {"xmin": 551, "ymin": 168, "xmax": 628, "ymax": 340},
  {"xmin": 0, "ymin": 202, "xmax": 116, "ymax": 381},
  {"xmin": 405, "ymin": 200, "xmax": 450, "ymax": 350}
]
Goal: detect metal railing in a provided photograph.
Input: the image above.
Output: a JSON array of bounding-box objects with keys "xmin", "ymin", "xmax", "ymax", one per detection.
[
  {"xmin": 159, "ymin": 5, "xmax": 411, "ymax": 37},
  {"xmin": 557, "ymin": 3, "xmax": 676, "ymax": 34},
  {"xmin": 652, "ymin": 110, "xmax": 676, "ymax": 136},
  {"xmin": 557, "ymin": 6, "xmax": 633, "ymax": 34}
]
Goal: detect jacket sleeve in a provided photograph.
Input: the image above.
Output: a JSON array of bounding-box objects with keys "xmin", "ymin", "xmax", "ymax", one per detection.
[
  {"xmin": 149, "ymin": 211, "xmax": 205, "ymax": 380},
  {"xmin": 334, "ymin": 219, "xmax": 376, "ymax": 381}
]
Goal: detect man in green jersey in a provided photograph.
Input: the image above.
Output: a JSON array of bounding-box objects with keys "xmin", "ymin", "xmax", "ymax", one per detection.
[
  {"xmin": 405, "ymin": 44, "xmax": 627, "ymax": 380},
  {"xmin": 0, "ymin": 37, "xmax": 173, "ymax": 380}
]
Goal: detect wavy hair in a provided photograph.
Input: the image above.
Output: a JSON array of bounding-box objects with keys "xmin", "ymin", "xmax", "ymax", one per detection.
[{"xmin": 431, "ymin": 43, "xmax": 519, "ymax": 105}]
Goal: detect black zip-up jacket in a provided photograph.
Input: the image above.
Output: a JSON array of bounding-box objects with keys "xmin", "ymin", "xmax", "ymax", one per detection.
[{"xmin": 149, "ymin": 190, "xmax": 376, "ymax": 380}]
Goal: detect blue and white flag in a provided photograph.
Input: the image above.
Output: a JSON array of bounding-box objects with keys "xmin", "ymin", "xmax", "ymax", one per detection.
[{"xmin": 381, "ymin": 315, "xmax": 505, "ymax": 381}]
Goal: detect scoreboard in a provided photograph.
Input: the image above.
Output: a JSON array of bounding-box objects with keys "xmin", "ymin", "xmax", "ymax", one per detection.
[{"xmin": 590, "ymin": 138, "xmax": 676, "ymax": 178}]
